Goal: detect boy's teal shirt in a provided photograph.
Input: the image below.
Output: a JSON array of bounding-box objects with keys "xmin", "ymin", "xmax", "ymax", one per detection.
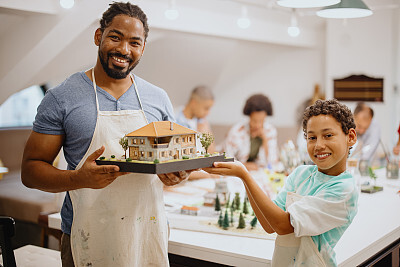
[{"xmin": 273, "ymin": 165, "xmax": 359, "ymax": 266}]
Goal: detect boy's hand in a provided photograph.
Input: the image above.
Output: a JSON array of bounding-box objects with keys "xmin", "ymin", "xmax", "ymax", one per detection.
[{"xmin": 203, "ymin": 161, "xmax": 249, "ymax": 180}]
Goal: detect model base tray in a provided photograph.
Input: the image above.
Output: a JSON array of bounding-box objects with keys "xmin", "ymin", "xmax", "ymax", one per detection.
[{"xmin": 96, "ymin": 155, "xmax": 234, "ymax": 174}]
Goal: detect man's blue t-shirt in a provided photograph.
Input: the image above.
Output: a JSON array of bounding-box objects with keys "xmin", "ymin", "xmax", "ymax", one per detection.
[{"xmin": 33, "ymin": 71, "xmax": 175, "ymax": 234}]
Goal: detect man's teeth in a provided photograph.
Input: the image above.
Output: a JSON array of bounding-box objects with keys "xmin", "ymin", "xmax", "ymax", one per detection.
[
  {"xmin": 112, "ymin": 56, "xmax": 127, "ymax": 63},
  {"xmin": 316, "ymin": 153, "xmax": 330, "ymax": 158}
]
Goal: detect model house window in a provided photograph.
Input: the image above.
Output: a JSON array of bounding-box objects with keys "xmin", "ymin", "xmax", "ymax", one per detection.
[
  {"xmin": 148, "ymin": 151, "xmax": 153, "ymax": 157},
  {"xmin": 133, "ymin": 139, "xmax": 137, "ymax": 145},
  {"xmin": 189, "ymin": 136, "xmax": 192, "ymax": 142},
  {"xmin": 134, "ymin": 151, "xmax": 138, "ymax": 156},
  {"xmin": 175, "ymin": 137, "xmax": 179, "ymax": 144},
  {"xmin": 169, "ymin": 150, "xmax": 173, "ymax": 156},
  {"xmin": 161, "ymin": 151, "xmax": 166, "ymax": 157},
  {"xmin": 190, "ymin": 148, "xmax": 194, "ymax": 153},
  {"xmin": 140, "ymin": 139, "xmax": 145, "ymax": 145},
  {"xmin": 140, "ymin": 151, "xmax": 145, "ymax": 157},
  {"xmin": 182, "ymin": 137, "xmax": 185, "ymax": 143}
]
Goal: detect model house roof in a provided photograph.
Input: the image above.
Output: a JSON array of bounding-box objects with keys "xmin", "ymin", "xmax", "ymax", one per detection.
[{"xmin": 126, "ymin": 121, "xmax": 197, "ymax": 137}]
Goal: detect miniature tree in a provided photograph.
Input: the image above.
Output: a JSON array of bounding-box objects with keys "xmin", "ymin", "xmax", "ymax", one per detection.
[
  {"xmin": 215, "ymin": 194, "xmax": 221, "ymax": 212},
  {"xmin": 231, "ymin": 198, "xmax": 235, "ymax": 211},
  {"xmin": 369, "ymin": 167, "xmax": 377, "ymax": 186},
  {"xmin": 218, "ymin": 211, "xmax": 223, "ymax": 227},
  {"xmin": 234, "ymin": 192, "xmax": 241, "ymax": 211},
  {"xmin": 237, "ymin": 213, "xmax": 245, "ymax": 229},
  {"xmin": 230, "ymin": 208, "xmax": 234, "ymax": 225},
  {"xmin": 199, "ymin": 133, "xmax": 214, "ymax": 155},
  {"xmin": 242, "ymin": 199, "xmax": 249, "ymax": 215},
  {"xmin": 225, "ymin": 193, "xmax": 230, "ymax": 209},
  {"xmin": 119, "ymin": 136, "xmax": 128, "ymax": 158},
  {"xmin": 250, "ymin": 216, "xmax": 258, "ymax": 229},
  {"xmin": 222, "ymin": 209, "xmax": 230, "ymax": 230}
]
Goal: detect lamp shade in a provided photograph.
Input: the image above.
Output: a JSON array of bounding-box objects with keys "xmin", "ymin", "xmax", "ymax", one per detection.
[
  {"xmin": 317, "ymin": 0, "xmax": 373, "ymax": 18},
  {"xmin": 277, "ymin": 0, "xmax": 340, "ymax": 8}
]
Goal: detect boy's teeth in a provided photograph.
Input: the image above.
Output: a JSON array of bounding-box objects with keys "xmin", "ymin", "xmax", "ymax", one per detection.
[{"xmin": 317, "ymin": 153, "xmax": 329, "ymax": 158}]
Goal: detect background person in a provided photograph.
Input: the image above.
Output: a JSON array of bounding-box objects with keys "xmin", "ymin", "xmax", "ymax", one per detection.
[
  {"xmin": 21, "ymin": 3, "xmax": 190, "ymax": 266},
  {"xmin": 353, "ymin": 102, "xmax": 381, "ymax": 163},
  {"xmin": 222, "ymin": 94, "xmax": 278, "ymax": 171},
  {"xmin": 393, "ymin": 123, "xmax": 400, "ymax": 155},
  {"xmin": 175, "ymin": 85, "xmax": 215, "ymax": 153},
  {"xmin": 204, "ymin": 99, "xmax": 358, "ymax": 266}
]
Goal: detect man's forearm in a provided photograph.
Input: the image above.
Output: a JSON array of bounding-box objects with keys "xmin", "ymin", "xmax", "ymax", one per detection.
[{"xmin": 22, "ymin": 160, "xmax": 80, "ymax": 193}]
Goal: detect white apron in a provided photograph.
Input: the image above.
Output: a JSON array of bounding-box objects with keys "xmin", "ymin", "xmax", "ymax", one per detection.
[
  {"xmin": 69, "ymin": 69, "xmax": 169, "ymax": 267},
  {"xmin": 271, "ymin": 172, "xmax": 326, "ymax": 267}
]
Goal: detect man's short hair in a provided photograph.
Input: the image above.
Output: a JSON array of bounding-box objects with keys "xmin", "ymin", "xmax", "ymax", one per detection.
[
  {"xmin": 190, "ymin": 86, "xmax": 214, "ymax": 101},
  {"xmin": 354, "ymin": 102, "xmax": 374, "ymax": 118},
  {"xmin": 243, "ymin": 94, "xmax": 273, "ymax": 116},
  {"xmin": 302, "ymin": 99, "xmax": 356, "ymax": 138},
  {"xmin": 100, "ymin": 2, "xmax": 149, "ymax": 41}
]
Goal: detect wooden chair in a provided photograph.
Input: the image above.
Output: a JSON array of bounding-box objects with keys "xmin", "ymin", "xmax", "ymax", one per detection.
[
  {"xmin": 0, "ymin": 216, "xmax": 61, "ymax": 267},
  {"xmin": 0, "ymin": 216, "xmax": 16, "ymax": 267}
]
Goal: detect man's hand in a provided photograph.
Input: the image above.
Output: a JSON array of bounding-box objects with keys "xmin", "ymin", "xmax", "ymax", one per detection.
[
  {"xmin": 77, "ymin": 146, "xmax": 129, "ymax": 189},
  {"xmin": 158, "ymin": 169, "xmax": 198, "ymax": 186}
]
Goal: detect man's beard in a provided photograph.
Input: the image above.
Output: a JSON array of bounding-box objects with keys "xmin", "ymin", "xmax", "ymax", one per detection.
[{"xmin": 98, "ymin": 50, "xmax": 140, "ymax": 79}]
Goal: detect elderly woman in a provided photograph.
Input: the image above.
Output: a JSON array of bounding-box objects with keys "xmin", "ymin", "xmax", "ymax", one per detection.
[{"xmin": 222, "ymin": 94, "xmax": 278, "ymax": 171}]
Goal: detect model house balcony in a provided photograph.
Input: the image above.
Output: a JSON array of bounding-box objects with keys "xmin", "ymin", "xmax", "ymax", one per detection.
[{"xmin": 151, "ymin": 143, "xmax": 169, "ymax": 148}]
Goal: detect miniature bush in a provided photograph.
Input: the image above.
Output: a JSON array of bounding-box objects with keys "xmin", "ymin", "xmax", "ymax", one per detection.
[
  {"xmin": 154, "ymin": 159, "xmax": 160, "ymax": 164},
  {"xmin": 182, "ymin": 156, "xmax": 190, "ymax": 160},
  {"xmin": 204, "ymin": 154, "xmax": 210, "ymax": 157},
  {"xmin": 99, "ymin": 156, "xmax": 105, "ymax": 160},
  {"xmin": 126, "ymin": 158, "xmax": 132, "ymax": 162},
  {"xmin": 111, "ymin": 155, "xmax": 116, "ymax": 159}
]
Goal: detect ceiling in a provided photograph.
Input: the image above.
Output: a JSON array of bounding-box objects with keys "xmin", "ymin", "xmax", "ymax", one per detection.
[{"xmin": 0, "ymin": 0, "xmax": 398, "ymax": 104}]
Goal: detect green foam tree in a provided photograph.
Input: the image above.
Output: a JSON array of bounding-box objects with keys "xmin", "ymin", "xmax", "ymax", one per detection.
[
  {"xmin": 222, "ymin": 209, "xmax": 230, "ymax": 230},
  {"xmin": 250, "ymin": 216, "xmax": 258, "ymax": 229},
  {"xmin": 237, "ymin": 213, "xmax": 246, "ymax": 229},
  {"xmin": 215, "ymin": 194, "xmax": 221, "ymax": 212}
]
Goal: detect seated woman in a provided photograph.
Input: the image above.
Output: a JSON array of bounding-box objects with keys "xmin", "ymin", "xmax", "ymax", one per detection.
[{"xmin": 222, "ymin": 94, "xmax": 278, "ymax": 171}]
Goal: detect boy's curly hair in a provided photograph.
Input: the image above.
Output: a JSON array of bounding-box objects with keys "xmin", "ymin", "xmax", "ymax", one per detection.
[{"xmin": 302, "ymin": 99, "xmax": 356, "ymax": 138}]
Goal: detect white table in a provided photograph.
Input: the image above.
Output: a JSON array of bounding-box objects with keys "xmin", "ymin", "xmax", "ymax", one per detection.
[{"xmin": 48, "ymin": 170, "xmax": 400, "ymax": 266}]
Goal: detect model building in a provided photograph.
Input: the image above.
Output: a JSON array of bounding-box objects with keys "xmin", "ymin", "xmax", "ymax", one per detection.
[{"xmin": 126, "ymin": 121, "xmax": 198, "ymax": 162}]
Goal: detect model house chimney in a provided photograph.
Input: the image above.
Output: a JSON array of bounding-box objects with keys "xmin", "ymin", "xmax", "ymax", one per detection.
[{"xmin": 170, "ymin": 121, "xmax": 174, "ymax": 131}]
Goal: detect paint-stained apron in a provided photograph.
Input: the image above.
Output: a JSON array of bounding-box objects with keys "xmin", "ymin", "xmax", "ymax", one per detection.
[
  {"xmin": 69, "ymin": 69, "xmax": 169, "ymax": 267},
  {"xmin": 272, "ymin": 172, "xmax": 326, "ymax": 267}
]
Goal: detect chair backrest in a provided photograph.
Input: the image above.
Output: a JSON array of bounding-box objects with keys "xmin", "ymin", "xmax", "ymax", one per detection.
[{"xmin": 0, "ymin": 216, "xmax": 16, "ymax": 267}]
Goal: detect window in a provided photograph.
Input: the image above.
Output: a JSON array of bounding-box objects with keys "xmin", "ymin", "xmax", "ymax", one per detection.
[
  {"xmin": 140, "ymin": 151, "xmax": 145, "ymax": 157},
  {"xmin": 140, "ymin": 139, "xmax": 145, "ymax": 145},
  {"xmin": 148, "ymin": 151, "xmax": 153, "ymax": 157},
  {"xmin": 169, "ymin": 150, "xmax": 173, "ymax": 156},
  {"xmin": 190, "ymin": 148, "xmax": 194, "ymax": 153},
  {"xmin": 134, "ymin": 151, "xmax": 138, "ymax": 156},
  {"xmin": 0, "ymin": 85, "xmax": 45, "ymax": 128},
  {"xmin": 161, "ymin": 151, "xmax": 166, "ymax": 157},
  {"xmin": 175, "ymin": 138, "xmax": 179, "ymax": 144},
  {"xmin": 189, "ymin": 136, "xmax": 192, "ymax": 142},
  {"xmin": 133, "ymin": 139, "xmax": 137, "ymax": 145},
  {"xmin": 182, "ymin": 137, "xmax": 185, "ymax": 143}
]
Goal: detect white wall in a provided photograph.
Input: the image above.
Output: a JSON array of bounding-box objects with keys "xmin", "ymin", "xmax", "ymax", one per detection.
[{"xmin": 325, "ymin": 9, "xmax": 400, "ymax": 149}]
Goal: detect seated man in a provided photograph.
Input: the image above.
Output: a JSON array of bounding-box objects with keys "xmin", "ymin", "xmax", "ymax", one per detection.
[
  {"xmin": 353, "ymin": 102, "xmax": 381, "ymax": 163},
  {"xmin": 175, "ymin": 85, "xmax": 215, "ymax": 153}
]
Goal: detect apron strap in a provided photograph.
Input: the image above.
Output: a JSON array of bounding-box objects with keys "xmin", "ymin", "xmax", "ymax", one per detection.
[{"xmin": 91, "ymin": 69, "xmax": 148, "ymax": 125}]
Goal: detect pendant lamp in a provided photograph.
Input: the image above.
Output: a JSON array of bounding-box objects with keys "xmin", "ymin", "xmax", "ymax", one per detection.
[
  {"xmin": 317, "ymin": 0, "xmax": 373, "ymax": 18},
  {"xmin": 277, "ymin": 0, "xmax": 340, "ymax": 9}
]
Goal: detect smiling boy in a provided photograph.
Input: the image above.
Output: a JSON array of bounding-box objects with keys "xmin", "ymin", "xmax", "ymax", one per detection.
[{"xmin": 204, "ymin": 99, "xmax": 358, "ymax": 266}]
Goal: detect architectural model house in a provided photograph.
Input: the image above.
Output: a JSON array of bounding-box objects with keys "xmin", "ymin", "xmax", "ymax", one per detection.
[{"xmin": 126, "ymin": 121, "xmax": 198, "ymax": 162}]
